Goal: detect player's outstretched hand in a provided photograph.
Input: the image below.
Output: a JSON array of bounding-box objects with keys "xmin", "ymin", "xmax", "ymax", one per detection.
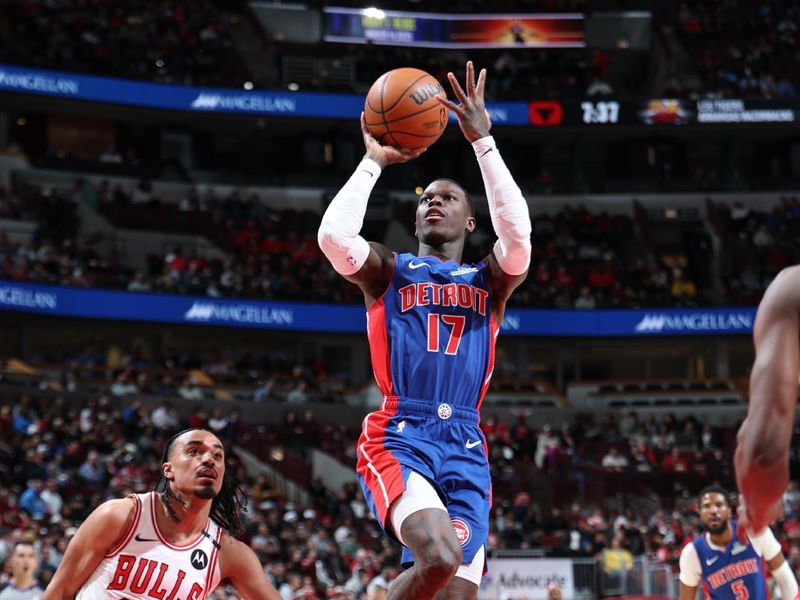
[
  {"xmin": 437, "ymin": 61, "xmax": 492, "ymax": 143},
  {"xmin": 361, "ymin": 112, "xmax": 426, "ymax": 169}
]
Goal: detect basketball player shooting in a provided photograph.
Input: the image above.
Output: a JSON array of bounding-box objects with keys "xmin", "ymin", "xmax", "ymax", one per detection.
[
  {"xmin": 42, "ymin": 429, "xmax": 280, "ymax": 599},
  {"xmin": 318, "ymin": 61, "xmax": 531, "ymax": 599},
  {"xmin": 735, "ymin": 266, "xmax": 800, "ymax": 540}
]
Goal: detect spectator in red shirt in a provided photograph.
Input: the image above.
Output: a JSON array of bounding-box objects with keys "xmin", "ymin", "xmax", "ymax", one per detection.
[
  {"xmin": 662, "ymin": 447, "xmax": 689, "ymax": 472},
  {"xmin": 588, "ymin": 261, "xmax": 615, "ymax": 290}
]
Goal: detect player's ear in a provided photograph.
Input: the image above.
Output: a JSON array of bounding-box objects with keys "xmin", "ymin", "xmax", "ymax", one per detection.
[
  {"xmin": 465, "ymin": 216, "xmax": 476, "ymax": 233},
  {"xmin": 163, "ymin": 462, "xmax": 175, "ymax": 481}
]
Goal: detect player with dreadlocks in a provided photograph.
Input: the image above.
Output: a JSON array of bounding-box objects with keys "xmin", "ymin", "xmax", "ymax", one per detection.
[{"xmin": 43, "ymin": 428, "xmax": 280, "ymax": 599}]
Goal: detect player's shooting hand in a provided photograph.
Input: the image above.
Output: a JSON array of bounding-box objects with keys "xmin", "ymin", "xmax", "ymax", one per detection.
[
  {"xmin": 437, "ymin": 61, "xmax": 492, "ymax": 143},
  {"xmin": 360, "ymin": 112, "xmax": 426, "ymax": 169}
]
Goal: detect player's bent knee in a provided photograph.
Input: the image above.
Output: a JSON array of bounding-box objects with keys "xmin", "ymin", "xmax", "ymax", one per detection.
[
  {"xmin": 402, "ymin": 509, "xmax": 462, "ymax": 578},
  {"xmin": 419, "ymin": 530, "xmax": 462, "ymax": 578},
  {"xmin": 417, "ymin": 547, "xmax": 461, "ymax": 583}
]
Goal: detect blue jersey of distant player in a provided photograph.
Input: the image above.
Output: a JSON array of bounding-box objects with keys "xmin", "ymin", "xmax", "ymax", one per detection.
[
  {"xmin": 692, "ymin": 521, "xmax": 769, "ymax": 600},
  {"xmin": 366, "ymin": 252, "xmax": 498, "ymax": 407}
]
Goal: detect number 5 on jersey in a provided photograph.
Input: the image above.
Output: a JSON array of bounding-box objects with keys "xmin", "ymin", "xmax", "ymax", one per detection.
[
  {"xmin": 731, "ymin": 580, "xmax": 749, "ymax": 600},
  {"xmin": 427, "ymin": 314, "xmax": 465, "ymax": 355}
]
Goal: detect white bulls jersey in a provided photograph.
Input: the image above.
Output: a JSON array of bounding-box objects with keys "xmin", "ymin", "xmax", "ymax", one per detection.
[{"xmin": 77, "ymin": 492, "xmax": 223, "ymax": 599}]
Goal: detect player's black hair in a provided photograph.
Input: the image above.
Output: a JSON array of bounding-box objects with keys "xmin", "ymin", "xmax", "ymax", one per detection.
[
  {"xmin": 156, "ymin": 428, "xmax": 247, "ymax": 537},
  {"xmin": 427, "ymin": 178, "xmax": 476, "ymax": 216},
  {"xmin": 699, "ymin": 485, "xmax": 730, "ymax": 505}
]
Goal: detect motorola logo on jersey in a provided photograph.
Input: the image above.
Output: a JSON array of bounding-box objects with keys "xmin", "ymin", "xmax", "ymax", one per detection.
[
  {"xmin": 190, "ymin": 549, "xmax": 208, "ymax": 570},
  {"xmin": 398, "ymin": 282, "xmax": 488, "ymax": 315},
  {"xmin": 451, "ymin": 519, "xmax": 471, "ymax": 546}
]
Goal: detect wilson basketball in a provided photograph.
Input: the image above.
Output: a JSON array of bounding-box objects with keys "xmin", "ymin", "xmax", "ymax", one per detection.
[{"xmin": 364, "ymin": 68, "xmax": 449, "ymax": 150}]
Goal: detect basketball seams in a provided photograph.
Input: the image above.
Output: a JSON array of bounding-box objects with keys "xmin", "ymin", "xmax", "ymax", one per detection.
[
  {"xmin": 381, "ymin": 70, "xmax": 430, "ymax": 113},
  {"xmin": 378, "ymin": 102, "xmax": 446, "ymax": 127},
  {"xmin": 365, "ymin": 73, "xmax": 385, "ymax": 113},
  {"xmin": 363, "ymin": 100, "xmax": 444, "ymax": 127},
  {"xmin": 379, "ymin": 70, "xmax": 402, "ymax": 148},
  {"xmin": 364, "ymin": 67, "xmax": 448, "ymax": 149},
  {"xmin": 385, "ymin": 130, "xmax": 444, "ymax": 139}
]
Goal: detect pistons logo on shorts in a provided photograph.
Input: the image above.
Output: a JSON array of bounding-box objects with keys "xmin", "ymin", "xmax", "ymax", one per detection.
[{"xmin": 451, "ymin": 518, "xmax": 471, "ymax": 546}]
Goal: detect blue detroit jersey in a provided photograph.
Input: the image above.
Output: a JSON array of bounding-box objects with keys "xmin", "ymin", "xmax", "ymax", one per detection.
[
  {"xmin": 366, "ymin": 253, "xmax": 498, "ymax": 408},
  {"xmin": 692, "ymin": 522, "xmax": 768, "ymax": 600}
]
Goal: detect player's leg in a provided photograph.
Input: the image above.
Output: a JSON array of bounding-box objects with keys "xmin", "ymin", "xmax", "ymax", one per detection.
[
  {"xmin": 431, "ymin": 419, "xmax": 491, "ymax": 600},
  {"xmin": 433, "ymin": 546, "xmax": 484, "ymax": 600},
  {"xmin": 434, "ymin": 578, "xmax": 478, "ymax": 600},
  {"xmin": 386, "ymin": 473, "xmax": 462, "ymax": 600}
]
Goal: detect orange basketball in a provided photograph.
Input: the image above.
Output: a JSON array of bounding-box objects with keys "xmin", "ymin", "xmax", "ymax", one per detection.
[{"xmin": 364, "ymin": 68, "xmax": 449, "ymax": 150}]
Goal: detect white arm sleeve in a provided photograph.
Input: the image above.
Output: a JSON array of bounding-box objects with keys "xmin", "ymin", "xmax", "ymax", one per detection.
[
  {"xmin": 679, "ymin": 542, "xmax": 702, "ymax": 587},
  {"xmin": 317, "ymin": 158, "xmax": 381, "ymax": 276},
  {"xmin": 749, "ymin": 527, "xmax": 798, "ymax": 599},
  {"xmin": 471, "ymin": 136, "xmax": 532, "ymax": 276},
  {"xmin": 749, "ymin": 527, "xmax": 783, "ymax": 559},
  {"xmin": 771, "ymin": 560, "xmax": 798, "ymax": 600}
]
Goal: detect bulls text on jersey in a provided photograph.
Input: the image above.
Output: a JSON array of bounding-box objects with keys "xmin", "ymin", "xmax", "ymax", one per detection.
[{"xmin": 107, "ymin": 555, "xmax": 204, "ymax": 599}]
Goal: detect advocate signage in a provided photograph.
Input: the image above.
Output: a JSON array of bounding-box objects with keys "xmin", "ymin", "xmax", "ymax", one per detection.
[{"xmin": 479, "ymin": 558, "xmax": 574, "ymax": 599}]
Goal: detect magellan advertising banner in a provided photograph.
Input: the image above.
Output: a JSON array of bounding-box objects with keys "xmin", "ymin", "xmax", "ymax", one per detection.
[
  {"xmin": 0, "ymin": 282, "xmax": 757, "ymax": 337},
  {"xmin": 479, "ymin": 558, "xmax": 575, "ymax": 599},
  {"xmin": 1, "ymin": 64, "xmax": 798, "ymax": 127}
]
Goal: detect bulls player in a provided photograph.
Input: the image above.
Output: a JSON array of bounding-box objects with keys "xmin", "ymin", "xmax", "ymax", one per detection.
[
  {"xmin": 42, "ymin": 429, "xmax": 280, "ymax": 599},
  {"xmin": 318, "ymin": 61, "xmax": 531, "ymax": 599},
  {"xmin": 678, "ymin": 486, "xmax": 796, "ymax": 600}
]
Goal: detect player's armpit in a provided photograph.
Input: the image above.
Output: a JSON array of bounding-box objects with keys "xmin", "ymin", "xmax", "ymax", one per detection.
[
  {"xmin": 42, "ymin": 498, "xmax": 136, "ymax": 599},
  {"xmin": 218, "ymin": 534, "xmax": 281, "ymax": 600},
  {"xmin": 678, "ymin": 582, "xmax": 698, "ymax": 600},
  {"xmin": 345, "ymin": 241, "xmax": 396, "ymax": 307}
]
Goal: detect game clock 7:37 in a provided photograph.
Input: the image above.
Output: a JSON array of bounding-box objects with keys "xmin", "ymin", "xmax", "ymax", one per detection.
[{"xmin": 581, "ymin": 101, "xmax": 620, "ymax": 124}]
